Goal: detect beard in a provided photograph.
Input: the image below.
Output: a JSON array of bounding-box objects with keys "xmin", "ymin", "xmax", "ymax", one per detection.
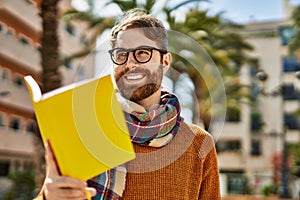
[{"xmin": 115, "ymin": 65, "xmax": 163, "ymax": 102}]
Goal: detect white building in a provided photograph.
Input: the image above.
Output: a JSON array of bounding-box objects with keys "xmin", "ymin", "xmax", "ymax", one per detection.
[{"xmin": 218, "ymin": 0, "xmax": 300, "ymax": 197}]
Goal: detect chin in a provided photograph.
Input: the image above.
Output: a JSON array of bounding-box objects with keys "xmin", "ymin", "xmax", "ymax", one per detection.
[{"xmin": 121, "ymin": 84, "xmax": 160, "ymax": 102}]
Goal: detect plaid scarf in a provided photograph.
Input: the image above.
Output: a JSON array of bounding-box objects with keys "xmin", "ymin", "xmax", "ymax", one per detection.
[{"xmin": 88, "ymin": 91, "xmax": 183, "ymax": 199}]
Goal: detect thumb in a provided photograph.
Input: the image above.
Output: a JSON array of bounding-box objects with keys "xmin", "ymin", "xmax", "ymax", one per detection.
[{"xmin": 45, "ymin": 139, "xmax": 60, "ymax": 176}]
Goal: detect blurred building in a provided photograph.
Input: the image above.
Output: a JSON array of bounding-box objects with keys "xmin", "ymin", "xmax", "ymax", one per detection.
[
  {"xmin": 0, "ymin": 0, "xmax": 95, "ymax": 196},
  {"xmin": 218, "ymin": 0, "xmax": 300, "ymax": 197}
]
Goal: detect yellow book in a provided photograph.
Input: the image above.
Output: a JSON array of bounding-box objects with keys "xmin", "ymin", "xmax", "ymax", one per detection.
[{"xmin": 24, "ymin": 75, "xmax": 135, "ymax": 181}]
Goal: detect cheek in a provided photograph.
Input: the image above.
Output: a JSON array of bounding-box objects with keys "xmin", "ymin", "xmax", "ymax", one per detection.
[{"xmin": 114, "ymin": 66, "xmax": 126, "ymax": 82}]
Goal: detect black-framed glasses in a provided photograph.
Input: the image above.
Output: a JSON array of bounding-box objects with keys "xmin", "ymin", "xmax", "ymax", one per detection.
[{"xmin": 108, "ymin": 46, "xmax": 168, "ymax": 65}]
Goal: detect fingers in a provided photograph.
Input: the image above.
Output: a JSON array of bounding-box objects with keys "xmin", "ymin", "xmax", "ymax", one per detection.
[
  {"xmin": 45, "ymin": 139, "xmax": 60, "ymax": 176},
  {"xmin": 44, "ymin": 186, "xmax": 96, "ymax": 199},
  {"xmin": 44, "ymin": 139, "xmax": 97, "ymax": 199},
  {"xmin": 44, "ymin": 176, "xmax": 96, "ymax": 199},
  {"xmin": 45, "ymin": 176, "xmax": 87, "ymax": 189}
]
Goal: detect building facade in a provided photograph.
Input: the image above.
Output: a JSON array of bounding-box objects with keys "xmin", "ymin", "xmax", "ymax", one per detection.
[
  {"xmin": 0, "ymin": 0, "xmax": 95, "ymax": 196},
  {"xmin": 218, "ymin": 0, "xmax": 300, "ymax": 197}
]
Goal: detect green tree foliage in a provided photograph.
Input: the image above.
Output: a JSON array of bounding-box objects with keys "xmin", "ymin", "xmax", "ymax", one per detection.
[
  {"xmin": 3, "ymin": 171, "xmax": 36, "ymax": 200},
  {"xmin": 165, "ymin": 7, "xmax": 254, "ymax": 129},
  {"xmin": 288, "ymin": 6, "xmax": 300, "ymax": 56},
  {"xmin": 287, "ymin": 6, "xmax": 300, "ymax": 179},
  {"xmin": 289, "ymin": 144, "xmax": 300, "ymax": 178}
]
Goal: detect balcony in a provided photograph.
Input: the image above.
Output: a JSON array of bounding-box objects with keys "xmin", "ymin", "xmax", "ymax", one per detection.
[
  {"xmin": 0, "ymin": 80, "xmax": 33, "ymax": 112},
  {"xmin": 0, "ymin": 31, "xmax": 40, "ymax": 72},
  {"xmin": 220, "ymin": 122, "xmax": 249, "ymax": 139},
  {"xmin": 0, "ymin": 0, "xmax": 40, "ymax": 33},
  {"xmin": 218, "ymin": 151, "xmax": 246, "ymax": 169},
  {"xmin": 0, "ymin": 128, "xmax": 35, "ymax": 155}
]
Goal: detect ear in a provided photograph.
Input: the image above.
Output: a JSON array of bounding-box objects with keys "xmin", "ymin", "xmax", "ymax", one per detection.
[{"xmin": 162, "ymin": 52, "xmax": 171, "ymax": 74}]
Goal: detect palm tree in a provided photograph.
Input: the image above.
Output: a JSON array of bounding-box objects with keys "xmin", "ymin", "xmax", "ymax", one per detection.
[
  {"xmin": 33, "ymin": 0, "xmax": 61, "ymax": 190},
  {"xmin": 40, "ymin": 0, "xmax": 62, "ymax": 92},
  {"xmin": 165, "ymin": 8, "xmax": 254, "ymax": 130}
]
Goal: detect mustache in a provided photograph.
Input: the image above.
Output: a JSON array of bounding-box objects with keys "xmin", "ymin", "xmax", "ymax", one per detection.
[
  {"xmin": 116, "ymin": 67, "xmax": 150, "ymax": 82},
  {"xmin": 124, "ymin": 67, "xmax": 150, "ymax": 75}
]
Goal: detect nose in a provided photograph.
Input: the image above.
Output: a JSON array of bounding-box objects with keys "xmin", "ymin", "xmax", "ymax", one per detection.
[{"xmin": 126, "ymin": 52, "xmax": 138, "ymax": 70}]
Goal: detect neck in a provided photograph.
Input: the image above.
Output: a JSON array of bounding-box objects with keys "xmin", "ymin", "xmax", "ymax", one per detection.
[{"xmin": 137, "ymin": 89, "xmax": 161, "ymax": 111}]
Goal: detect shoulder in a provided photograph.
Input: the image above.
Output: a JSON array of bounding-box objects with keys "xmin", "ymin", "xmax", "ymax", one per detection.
[
  {"xmin": 185, "ymin": 123, "xmax": 209, "ymax": 136},
  {"xmin": 181, "ymin": 122, "xmax": 216, "ymax": 159},
  {"xmin": 183, "ymin": 122, "xmax": 214, "ymax": 142}
]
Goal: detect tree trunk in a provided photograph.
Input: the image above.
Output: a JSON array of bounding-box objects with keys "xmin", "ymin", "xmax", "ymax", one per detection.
[
  {"xmin": 40, "ymin": 0, "xmax": 61, "ymax": 93},
  {"xmin": 35, "ymin": 0, "xmax": 61, "ymax": 190}
]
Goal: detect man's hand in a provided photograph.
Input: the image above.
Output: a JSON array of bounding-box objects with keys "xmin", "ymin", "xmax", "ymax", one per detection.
[{"xmin": 43, "ymin": 141, "xmax": 97, "ymax": 199}]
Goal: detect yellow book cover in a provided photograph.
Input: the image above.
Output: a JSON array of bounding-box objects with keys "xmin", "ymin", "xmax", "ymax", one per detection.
[{"xmin": 24, "ymin": 75, "xmax": 135, "ymax": 181}]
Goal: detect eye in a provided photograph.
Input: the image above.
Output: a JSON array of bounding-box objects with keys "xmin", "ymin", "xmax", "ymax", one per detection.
[
  {"xmin": 115, "ymin": 50, "xmax": 127, "ymax": 59},
  {"xmin": 136, "ymin": 49, "xmax": 151, "ymax": 56}
]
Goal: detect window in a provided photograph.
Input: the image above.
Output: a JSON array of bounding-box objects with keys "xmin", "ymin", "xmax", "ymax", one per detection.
[
  {"xmin": 228, "ymin": 174, "xmax": 248, "ymax": 194},
  {"xmin": 284, "ymin": 113, "xmax": 299, "ymax": 130},
  {"xmin": 9, "ymin": 118, "xmax": 21, "ymax": 131},
  {"xmin": 0, "ymin": 161, "xmax": 10, "ymax": 176},
  {"xmin": 27, "ymin": 121, "xmax": 37, "ymax": 133},
  {"xmin": 19, "ymin": 37, "xmax": 29, "ymax": 45},
  {"xmin": 226, "ymin": 107, "xmax": 241, "ymax": 122},
  {"xmin": 216, "ymin": 140, "xmax": 241, "ymax": 153},
  {"xmin": 278, "ymin": 26, "xmax": 296, "ymax": 46},
  {"xmin": 220, "ymin": 170, "xmax": 248, "ymax": 194},
  {"xmin": 282, "ymin": 84, "xmax": 298, "ymax": 100},
  {"xmin": 283, "ymin": 57, "xmax": 300, "ymax": 72},
  {"xmin": 14, "ymin": 76, "xmax": 24, "ymax": 87},
  {"xmin": 251, "ymin": 111, "xmax": 263, "ymax": 132},
  {"xmin": 251, "ymin": 139, "xmax": 261, "ymax": 156},
  {"xmin": 65, "ymin": 24, "xmax": 75, "ymax": 36},
  {"xmin": 0, "ymin": 114, "xmax": 5, "ymax": 128}
]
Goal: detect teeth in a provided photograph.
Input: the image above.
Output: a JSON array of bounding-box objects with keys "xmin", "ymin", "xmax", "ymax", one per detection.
[{"xmin": 126, "ymin": 74, "xmax": 143, "ymax": 80}]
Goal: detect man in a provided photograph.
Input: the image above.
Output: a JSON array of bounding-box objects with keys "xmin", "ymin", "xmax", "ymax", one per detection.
[{"xmin": 36, "ymin": 8, "xmax": 220, "ymax": 200}]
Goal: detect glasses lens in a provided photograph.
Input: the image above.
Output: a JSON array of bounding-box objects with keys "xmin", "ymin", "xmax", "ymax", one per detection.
[
  {"xmin": 113, "ymin": 49, "xmax": 128, "ymax": 65},
  {"xmin": 134, "ymin": 48, "xmax": 152, "ymax": 63}
]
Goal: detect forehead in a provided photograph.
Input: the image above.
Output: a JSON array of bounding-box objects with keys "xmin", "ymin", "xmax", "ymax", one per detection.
[{"xmin": 115, "ymin": 28, "xmax": 157, "ymax": 49}]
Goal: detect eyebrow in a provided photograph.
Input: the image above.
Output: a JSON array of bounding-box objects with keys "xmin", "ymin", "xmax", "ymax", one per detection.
[{"xmin": 114, "ymin": 45, "xmax": 158, "ymax": 49}]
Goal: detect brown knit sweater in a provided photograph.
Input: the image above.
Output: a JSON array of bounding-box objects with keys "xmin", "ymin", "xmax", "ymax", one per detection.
[
  {"xmin": 35, "ymin": 122, "xmax": 220, "ymax": 200},
  {"xmin": 121, "ymin": 122, "xmax": 221, "ymax": 200}
]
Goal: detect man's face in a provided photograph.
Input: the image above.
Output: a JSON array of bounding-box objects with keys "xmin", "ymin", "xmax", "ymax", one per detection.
[{"xmin": 113, "ymin": 29, "xmax": 166, "ymax": 102}]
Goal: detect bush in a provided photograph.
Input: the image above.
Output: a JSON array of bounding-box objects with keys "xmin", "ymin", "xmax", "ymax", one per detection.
[
  {"xmin": 3, "ymin": 170, "xmax": 36, "ymax": 200},
  {"xmin": 261, "ymin": 184, "xmax": 279, "ymax": 197}
]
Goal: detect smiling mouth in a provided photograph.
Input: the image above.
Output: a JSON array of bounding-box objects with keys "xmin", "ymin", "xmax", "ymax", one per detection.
[{"xmin": 125, "ymin": 74, "xmax": 145, "ymax": 81}]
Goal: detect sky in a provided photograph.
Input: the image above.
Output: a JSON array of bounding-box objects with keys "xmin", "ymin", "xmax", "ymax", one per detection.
[
  {"xmin": 202, "ymin": 0, "xmax": 300, "ymax": 24},
  {"xmin": 201, "ymin": 0, "xmax": 283, "ymax": 24},
  {"xmin": 72, "ymin": 0, "xmax": 300, "ymax": 24}
]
